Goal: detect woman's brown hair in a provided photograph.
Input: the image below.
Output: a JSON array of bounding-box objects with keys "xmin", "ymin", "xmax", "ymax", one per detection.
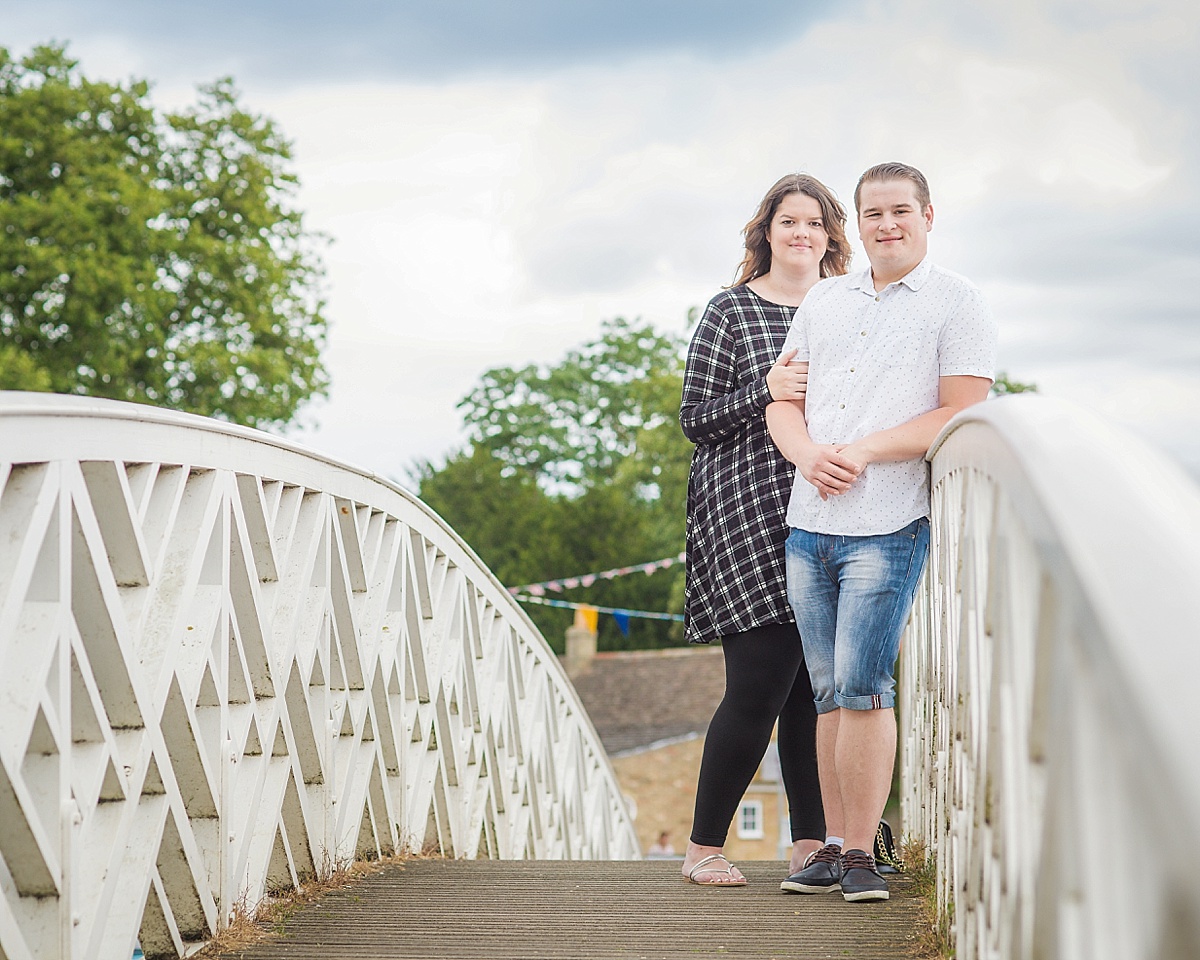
[{"xmin": 731, "ymin": 174, "xmax": 851, "ymax": 286}]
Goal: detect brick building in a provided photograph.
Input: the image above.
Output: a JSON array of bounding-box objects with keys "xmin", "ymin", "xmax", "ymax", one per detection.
[{"xmin": 566, "ymin": 645, "xmax": 791, "ymax": 863}]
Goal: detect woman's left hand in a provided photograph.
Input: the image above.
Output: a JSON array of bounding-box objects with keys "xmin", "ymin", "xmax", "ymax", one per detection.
[{"xmin": 767, "ymin": 350, "xmax": 808, "ymax": 401}]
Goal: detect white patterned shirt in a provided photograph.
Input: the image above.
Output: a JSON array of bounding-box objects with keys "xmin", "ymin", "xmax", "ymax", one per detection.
[{"xmin": 781, "ymin": 258, "xmax": 997, "ymax": 536}]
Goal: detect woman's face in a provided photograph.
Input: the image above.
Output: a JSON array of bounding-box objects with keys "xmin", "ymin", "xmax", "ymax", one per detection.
[{"xmin": 767, "ymin": 192, "xmax": 829, "ymax": 272}]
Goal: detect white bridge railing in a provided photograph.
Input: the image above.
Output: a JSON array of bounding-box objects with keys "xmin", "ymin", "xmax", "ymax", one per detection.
[
  {"xmin": 901, "ymin": 395, "xmax": 1200, "ymax": 960},
  {"xmin": 0, "ymin": 393, "xmax": 638, "ymax": 960}
]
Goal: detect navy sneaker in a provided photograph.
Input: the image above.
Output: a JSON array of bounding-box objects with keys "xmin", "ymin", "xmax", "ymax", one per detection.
[
  {"xmin": 840, "ymin": 848, "xmax": 889, "ymax": 902},
  {"xmin": 780, "ymin": 843, "xmax": 842, "ymax": 893}
]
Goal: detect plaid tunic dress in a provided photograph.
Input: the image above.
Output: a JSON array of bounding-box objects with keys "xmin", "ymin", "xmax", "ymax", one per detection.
[{"xmin": 681, "ymin": 285, "xmax": 798, "ymax": 644}]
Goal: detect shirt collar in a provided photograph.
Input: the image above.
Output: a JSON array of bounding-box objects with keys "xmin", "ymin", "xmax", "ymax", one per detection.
[
  {"xmin": 849, "ymin": 268, "xmax": 874, "ymax": 293},
  {"xmin": 897, "ymin": 257, "xmax": 933, "ymax": 291},
  {"xmin": 852, "ymin": 256, "xmax": 933, "ymax": 295}
]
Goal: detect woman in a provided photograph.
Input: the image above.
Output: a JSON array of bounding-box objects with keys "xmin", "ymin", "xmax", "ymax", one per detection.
[{"xmin": 679, "ymin": 174, "xmax": 851, "ymax": 885}]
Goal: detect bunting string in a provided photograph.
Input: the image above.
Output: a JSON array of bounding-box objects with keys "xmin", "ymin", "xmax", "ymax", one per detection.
[
  {"xmin": 506, "ymin": 552, "xmax": 685, "ymax": 596},
  {"xmin": 513, "ymin": 593, "xmax": 684, "ymax": 623}
]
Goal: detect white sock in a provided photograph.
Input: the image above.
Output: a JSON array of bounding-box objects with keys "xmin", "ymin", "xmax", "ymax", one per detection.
[{"xmin": 824, "ymin": 836, "xmax": 844, "ymax": 849}]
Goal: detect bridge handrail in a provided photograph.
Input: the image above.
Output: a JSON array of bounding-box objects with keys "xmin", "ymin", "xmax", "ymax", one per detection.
[
  {"xmin": 900, "ymin": 394, "xmax": 1200, "ymax": 960},
  {"xmin": 0, "ymin": 392, "xmax": 638, "ymax": 960}
]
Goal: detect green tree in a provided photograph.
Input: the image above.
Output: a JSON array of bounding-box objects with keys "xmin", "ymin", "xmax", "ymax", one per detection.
[
  {"xmin": 991, "ymin": 372, "xmax": 1037, "ymax": 396},
  {"xmin": 422, "ymin": 316, "xmax": 1041, "ymax": 651},
  {"xmin": 415, "ymin": 445, "xmax": 559, "ymax": 587},
  {"xmin": 0, "ymin": 44, "xmax": 327, "ymax": 428},
  {"xmin": 0, "ymin": 342, "xmax": 51, "ymax": 390},
  {"xmin": 458, "ymin": 316, "xmax": 689, "ymax": 494},
  {"xmin": 420, "ymin": 317, "xmax": 694, "ymax": 651}
]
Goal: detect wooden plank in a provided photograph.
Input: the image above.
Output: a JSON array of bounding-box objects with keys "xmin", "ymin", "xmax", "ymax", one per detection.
[{"xmin": 212, "ymin": 860, "xmax": 926, "ymax": 960}]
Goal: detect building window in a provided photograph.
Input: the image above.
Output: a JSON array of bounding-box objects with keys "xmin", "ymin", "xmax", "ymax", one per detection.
[{"xmin": 737, "ymin": 800, "xmax": 764, "ymax": 839}]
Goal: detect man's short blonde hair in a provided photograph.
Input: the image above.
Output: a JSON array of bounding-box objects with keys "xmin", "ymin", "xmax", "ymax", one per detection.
[{"xmin": 854, "ymin": 162, "xmax": 931, "ymax": 213}]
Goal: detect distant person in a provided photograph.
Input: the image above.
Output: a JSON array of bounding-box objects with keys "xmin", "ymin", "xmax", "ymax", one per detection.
[
  {"xmin": 679, "ymin": 173, "xmax": 851, "ymax": 886},
  {"xmin": 768, "ymin": 162, "xmax": 997, "ymax": 901},
  {"xmin": 647, "ymin": 831, "xmax": 676, "ymax": 857}
]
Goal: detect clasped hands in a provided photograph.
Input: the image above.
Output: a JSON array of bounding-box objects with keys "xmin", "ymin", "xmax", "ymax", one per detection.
[
  {"xmin": 798, "ymin": 444, "xmax": 865, "ymax": 501},
  {"xmin": 769, "ymin": 350, "xmax": 867, "ymax": 500}
]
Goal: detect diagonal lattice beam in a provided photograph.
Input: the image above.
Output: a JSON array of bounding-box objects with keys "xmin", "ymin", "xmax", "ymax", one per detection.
[
  {"xmin": 0, "ymin": 393, "xmax": 638, "ymax": 960},
  {"xmin": 900, "ymin": 395, "xmax": 1200, "ymax": 960}
]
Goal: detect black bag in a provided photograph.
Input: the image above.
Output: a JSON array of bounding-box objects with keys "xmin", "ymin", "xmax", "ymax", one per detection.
[{"xmin": 874, "ymin": 818, "xmax": 903, "ymax": 874}]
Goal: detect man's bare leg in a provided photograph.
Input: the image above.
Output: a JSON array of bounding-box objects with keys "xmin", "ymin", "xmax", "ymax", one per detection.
[
  {"xmin": 816, "ymin": 709, "xmax": 844, "ymax": 840},
  {"xmin": 836, "ymin": 706, "xmax": 896, "ymax": 854},
  {"xmin": 779, "ymin": 710, "xmax": 846, "ymax": 892}
]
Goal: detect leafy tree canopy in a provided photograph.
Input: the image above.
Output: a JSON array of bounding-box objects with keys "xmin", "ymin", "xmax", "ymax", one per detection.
[
  {"xmin": 420, "ymin": 317, "xmax": 693, "ymax": 651},
  {"xmin": 0, "ymin": 44, "xmax": 328, "ymax": 428},
  {"xmin": 992, "ymin": 372, "xmax": 1037, "ymax": 395},
  {"xmin": 459, "ymin": 316, "xmax": 688, "ymax": 496},
  {"xmin": 420, "ymin": 316, "xmax": 1038, "ymax": 653}
]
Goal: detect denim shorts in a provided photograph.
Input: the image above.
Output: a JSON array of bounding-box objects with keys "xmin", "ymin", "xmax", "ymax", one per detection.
[{"xmin": 785, "ymin": 518, "xmax": 930, "ymax": 714}]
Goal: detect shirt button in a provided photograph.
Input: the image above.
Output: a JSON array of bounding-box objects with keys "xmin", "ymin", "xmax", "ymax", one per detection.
[
  {"xmin": 874, "ymin": 296, "xmax": 881, "ymax": 302},
  {"xmin": 839, "ymin": 403, "xmax": 845, "ymax": 409},
  {"xmin": 850, "ymin": 367, "xmax": 856, "ymax": 372},
  {"xmin": 860, "ymin": 331, "xmax": 867, "ymax": 336}
]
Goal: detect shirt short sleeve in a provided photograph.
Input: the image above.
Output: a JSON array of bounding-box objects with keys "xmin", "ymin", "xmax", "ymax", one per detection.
[
  {"xmin": 781, "ymin": 302, "xmax": 810, "ymax": 362},
  {"xmin": 938, "ymin": 281, "xmax": 997, "ymax": 379}
]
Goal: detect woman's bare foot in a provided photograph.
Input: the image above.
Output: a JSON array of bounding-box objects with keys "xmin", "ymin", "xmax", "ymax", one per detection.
[
  {"xmin": 788, "ymin": 838, "xmax": 823, "ymax": 875},
  {"xmin": 681, "ymin": 841, "xmax": 747, "ymax": 885}
]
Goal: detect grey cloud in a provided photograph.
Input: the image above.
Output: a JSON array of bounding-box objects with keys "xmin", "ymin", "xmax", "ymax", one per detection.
[
  {"xmin": 939, "ymin": 174, "xmax": 1200, "ymax": 289},
  {"xmin": 6, "ymin": 0, "xmax": 856, "ymax": 83},
  {"xmin": 528, "ymin": 219, "xmax": 656, "ymax": 295},
  {"xmin": 519, "ymin": 189, "xmax": 744, "ymax": 296},
  {"xmin": 921, "ymin": 167, "xmax": 1200, "ymax": 380}
]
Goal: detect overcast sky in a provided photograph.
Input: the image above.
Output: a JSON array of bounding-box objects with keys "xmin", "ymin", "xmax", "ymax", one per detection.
[{"xmin": 4, "ymin": 0, "xmax": 1199, "ymax": 484}]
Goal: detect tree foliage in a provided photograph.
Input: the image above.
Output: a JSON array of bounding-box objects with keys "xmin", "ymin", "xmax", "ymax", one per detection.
[
  {"xmin": 420, "ymin": 316, "xmax": 1040, "ymax": 652},
  {"xmin": 0, "ymin": 44, "xmax": 328, "ymax": 427},
  {"xmin": 991, "ymin": 372, "xmax": 1037, "ymax": 395},
  {"xmin": 420, "ymin": 317, "xmax": 693, "ymax": 651},
  {"xmin": 458, "ymin": 317, "xmax": 688, "ymax": 495}
]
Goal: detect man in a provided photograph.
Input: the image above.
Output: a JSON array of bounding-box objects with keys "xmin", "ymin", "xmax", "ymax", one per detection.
[{"xmin": 766, "ymin": 162, "xmax": 997, "ymax": 902}]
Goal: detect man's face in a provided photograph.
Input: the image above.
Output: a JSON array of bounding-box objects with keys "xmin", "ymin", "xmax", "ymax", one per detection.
[{"xmin": 857, "ymin": 179, "xmax": 933, "ymax": 278}]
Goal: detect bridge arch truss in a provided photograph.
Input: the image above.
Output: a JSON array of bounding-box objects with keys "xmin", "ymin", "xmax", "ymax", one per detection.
[
  {"xmin": 901, "ymin": 396, "xmax": 1200, "ymax": 960},
  {"xmin": 0, "ymin": 394, "xmax": 637, "ymax": 960}
]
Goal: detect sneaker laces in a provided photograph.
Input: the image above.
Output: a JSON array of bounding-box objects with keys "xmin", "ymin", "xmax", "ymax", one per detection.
[
  {"xmin": 807, "ymin": 843, "xmax": 842, "ymax": 867},
  {"xmin": 841, "ymin": 849, "xmax": 878, "ymax": 873}
]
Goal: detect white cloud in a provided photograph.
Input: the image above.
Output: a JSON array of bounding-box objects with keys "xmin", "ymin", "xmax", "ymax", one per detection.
[
  {"xmin": 261, "ymin": 1, "xmax": 1200, "ymax": 481},
  {"xmin": 6, "ymin": 0, "xmax": 1198, "ymax": 484},
  {"xmin": 1020, "ymin": 360, "xmax": 1200, "ymax": 477}
]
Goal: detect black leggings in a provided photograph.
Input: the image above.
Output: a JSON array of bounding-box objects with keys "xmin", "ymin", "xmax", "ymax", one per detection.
[{"xmin": 690, "ymin": 622, "xmax": 824, "ymax": 846}]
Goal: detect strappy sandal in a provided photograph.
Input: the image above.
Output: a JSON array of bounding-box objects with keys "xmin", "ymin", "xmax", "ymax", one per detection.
[{"xmin": 684, "ymin": 853, "xmax": 748, "ymax": 886}]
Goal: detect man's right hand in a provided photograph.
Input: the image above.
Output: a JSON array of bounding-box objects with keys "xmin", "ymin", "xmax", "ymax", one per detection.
[{"xmin": 798, "ymin": 444, "xmax": 863, "ymax": 500}]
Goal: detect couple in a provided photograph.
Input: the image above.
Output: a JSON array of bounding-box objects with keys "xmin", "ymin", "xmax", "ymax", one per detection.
[{"xmin": 679, "ymin": 163, "xmax": 997, "ymax": 902}]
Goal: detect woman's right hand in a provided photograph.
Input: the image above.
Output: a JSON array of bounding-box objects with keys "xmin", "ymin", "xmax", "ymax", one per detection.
[{"xmin": 767, "ymin": 349, "xmax": 808, "ymax": 401}]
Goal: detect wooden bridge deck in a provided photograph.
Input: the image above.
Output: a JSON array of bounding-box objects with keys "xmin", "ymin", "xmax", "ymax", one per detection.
[{"xmin": 210, "ymin": 859, "xmax": 927, "ymax": 960}]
